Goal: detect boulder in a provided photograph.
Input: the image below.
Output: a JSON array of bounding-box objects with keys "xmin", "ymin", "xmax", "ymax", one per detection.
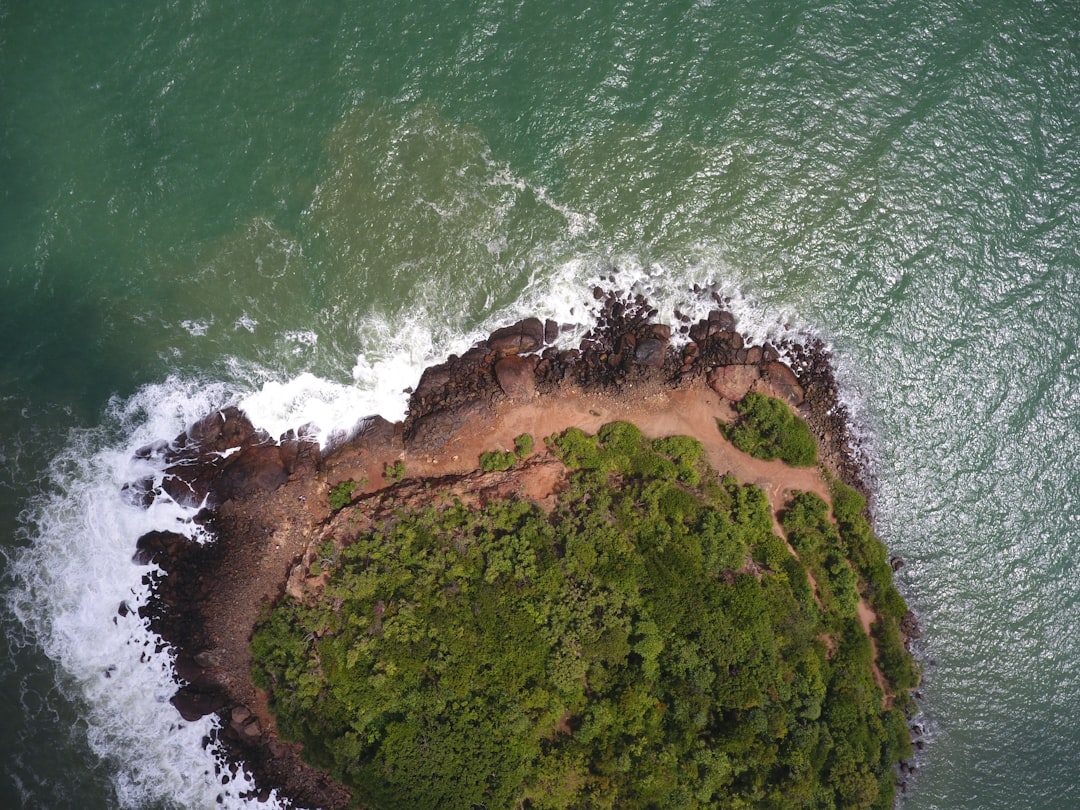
[
  {"xmin": 494, "ymin": 355, "xmax": 537, "ymax": 399},
  {"xmin": 161, "ymin": 469, "xmax": 211, "ymax": 507},
  {"xmin": 487, "ymin": 318, "xmax": 544, "ymax": 355},
  {"xmin": 213, "ymin": 445, "xmax": 289, "ymax": 503},
  {"xmin": 133, "ymin": 530, "xmax": 188, "ymax": 566},
  {"xmin": 544, "ymin": 319, "xmax": 559, "ymax": 345},
  {"xmin": 762, "ymin": 361, "xmax": 805, "ymax": 406},
  {"xmin": 121, "ymin": 475, "xmax": 157, "ymax": 508},
  {"xmin": 717, "ymin": 330, "xmax": 744, "ymax": 351},
  {"xmin": 171, "ymin": 686, "xmax": 227, "ymax": 721},
  {"xmin": 634, "ymin": 337, "xmax": 668, "ymax": 367},
  {"xmin": 707, "ymin": 365, "xmax": 761, "ymax": 401},
  {"xmin": 184, "ymin": 407, "xmax": 256, "ymax": 453},
  {"xmin": 901, "ymin": 611, "xmax": 923, "ymax": 640},
  {"xmin": 412, "ymin": 366, "xmax": 455, "ymax": 403}
]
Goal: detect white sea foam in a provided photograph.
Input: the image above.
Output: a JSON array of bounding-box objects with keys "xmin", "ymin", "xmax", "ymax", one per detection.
[
  {"xmin": 234, "ymin": 313, "xmax": 258, "ymax": 333},
  {"xmin": 3, "ymin": 331, "xmax": 471, "ymax": 807},
  {"xmin": 5, "ymin": 378, "xmax": 289, "ymax": 809},
  {"xmin": 239, "ymin": 371, "xmax": 388, "ymax": 446},
  {"xmin": 179, "ymin": 319, "xmax": 212, "ymax": 337}
]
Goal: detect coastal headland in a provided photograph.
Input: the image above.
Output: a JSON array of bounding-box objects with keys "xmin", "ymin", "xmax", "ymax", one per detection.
[{"xmin": 127, "ymin": 289, "xmax": 920, "ymax": 809}]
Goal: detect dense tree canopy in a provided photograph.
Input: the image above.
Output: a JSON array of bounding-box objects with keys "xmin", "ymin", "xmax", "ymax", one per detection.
[{"xmin": 250, "ymin": 422, "xmax": 913, "ymax": 809}]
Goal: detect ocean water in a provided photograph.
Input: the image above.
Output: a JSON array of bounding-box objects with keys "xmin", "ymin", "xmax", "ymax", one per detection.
[{"xmin": 2, "ymin": 1, "xmax": 1078, "ymax": 807}]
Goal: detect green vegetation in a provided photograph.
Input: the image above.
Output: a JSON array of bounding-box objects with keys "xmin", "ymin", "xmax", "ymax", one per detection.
[
  {"xmin": 252, "ymin": 422, "xmax": 913, "ymax": 809},
  {"xmin": 328, "ymin": 479, "xmax": 358, "ymax": 511},
  {"xmin": 721, "ymin": 392, "xmax": 818, "ymax": 466},
  {"xmin": 480, "ymin": 433, "xmax": 535, "ymax": 471},
  {"xmin": 829, "ymin": 480, "xmax": 920, "ymax": 697},
  {"xmin": 479, "ymin": 449, "xmax": 516, "ymax": 472},
  {"xmin": 513, "ymin": 432, "xmax": 534, "ymax": 459},
  {"xmin": 383, "ymin": 460, "xmax": 405, "ymax": 483}
]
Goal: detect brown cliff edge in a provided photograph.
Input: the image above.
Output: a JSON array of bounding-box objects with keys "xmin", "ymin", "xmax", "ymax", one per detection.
[{"xmin": 125, "ymin": 289, "xmax": 911, "ymax": 809}]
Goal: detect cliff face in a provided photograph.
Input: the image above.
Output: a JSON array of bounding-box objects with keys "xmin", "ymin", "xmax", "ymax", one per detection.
[{"xmin": 128, "ymin": 291, "xmax": 876, "ymax": 809}]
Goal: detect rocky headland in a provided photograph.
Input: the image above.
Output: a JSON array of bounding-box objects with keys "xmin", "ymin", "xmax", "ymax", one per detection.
[{"xmin": 127, "ymin": 290, "xmax": 914, "ymax": 809}]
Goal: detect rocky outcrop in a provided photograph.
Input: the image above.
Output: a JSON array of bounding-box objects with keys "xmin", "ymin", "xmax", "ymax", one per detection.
[
  {"xmin": 401, "ymin": 288, "xmax": 864, "ymax": 495},
  {"xmin": 126, "ymin": 286, "xmax": 876, "ymax": 810},
  {"xmin": 125, "ymin": 407, "xmax": 322, "ymax": 509}
]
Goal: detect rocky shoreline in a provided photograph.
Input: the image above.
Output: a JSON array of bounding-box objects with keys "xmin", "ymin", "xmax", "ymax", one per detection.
[{"xmin": 127, "ymin": 290, "xmax": 910, "ymax": 809}]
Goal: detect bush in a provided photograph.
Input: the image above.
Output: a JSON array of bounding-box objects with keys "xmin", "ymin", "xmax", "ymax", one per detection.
[
  {"xmin": 384, "ymin": 460, "xmax": 405, "ymax": 483},
  {"xmin": 721, "ymin": 392, "xmax": 818, "ymax": 466},
  {"xmin": 513, "ymin": 433, "xmax": 534, "ymax": 459},
  {"xmin": 479, "ymin": 449, "xmax": 516, "ymax": 472},
  {"xmin": 328, "ymin": 479, "xmax": 357, "ymax": 511}
]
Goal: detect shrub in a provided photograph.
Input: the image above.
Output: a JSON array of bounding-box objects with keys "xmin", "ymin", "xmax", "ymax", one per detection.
[
  {"xmin": 328, "ymin": 479, "xmax": 357, "ymax": 511},
  {"xmin": 480, "ymin": 449, "xmax": 516, "ymax": 472},
  {"xmin": 513, "ymin": 433, "xmax": 534, "ymax": 459},
  {"xmin": 721, "ymin": 392, "xmax": 818, "ymax": 467},
  {"xmin": 384, "ymin": 460, "xmax": 405, "ymax": 483}
]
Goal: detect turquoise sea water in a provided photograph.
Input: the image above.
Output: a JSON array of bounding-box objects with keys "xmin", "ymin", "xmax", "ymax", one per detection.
[{"xmin": 2, "ymin": 1, "xmax": 1078, "ymax": 807}]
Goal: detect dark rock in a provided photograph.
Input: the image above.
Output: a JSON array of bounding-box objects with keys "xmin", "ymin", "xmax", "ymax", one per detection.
[
  {"xmin": 186, "ymin": 407, "xmax": 257, "ymax": 453},
  {"xmin": 494, "ymin": 355, "xmax": 537, "ymax": 399},
  {"xmin": 634, "ymin": 337, "xmax": 668, "ymax": 367},
  {"xmin": 133, "ymin": 530, "xmax": 188, "ymax": 566},
  {"xmin": 901, "ymin": 611, "xmax": 923, "ymax": 640},
  {"xmin": 891, "ymin": 556, "xmax": 905, "ymax": 571},
  {"xmin": 121, "ymin": 476, "xmax": 157, "ymax": 508},
  {"xmin": 174, "ymin": 655, "xmax": 229, "ymax": 691},
  {"xmin": 161, "ymin": 471, "xmax": 207, "ymax": 508},
  {"xmin": 356, "ymin": 415, "xmax": 396, "ymax": 443},
  {"xmin": 412, "ymin": 366, "xmax": 455, "ymax": 403},
  {"xmin": 133, "ymin": 440, "xmax": 169, "ymax": 461},
  {"xmin": 278, "ymin": 430, "xmax": 321, "ymax": 476},
  {"xmin": 213, "ymin": 445, "xmax": 289, "ymax": 503},
  {"xmin": 487, "ymin": 318, "xmax": 544, "ymax": 355},
  {"xmin": 717, "ymin": 330, "xmax": 744, "ymax": 351},
  {"xmin": 544, "ymin": 319, "xmax": 559, "ymax": 344},
  {"xmin": 707, "ymin": 309, "xmax": 737, "ymax": 331},
  {"xmin": 171, "ymin": 687, "xmax": 227, "ymax": 721}
]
